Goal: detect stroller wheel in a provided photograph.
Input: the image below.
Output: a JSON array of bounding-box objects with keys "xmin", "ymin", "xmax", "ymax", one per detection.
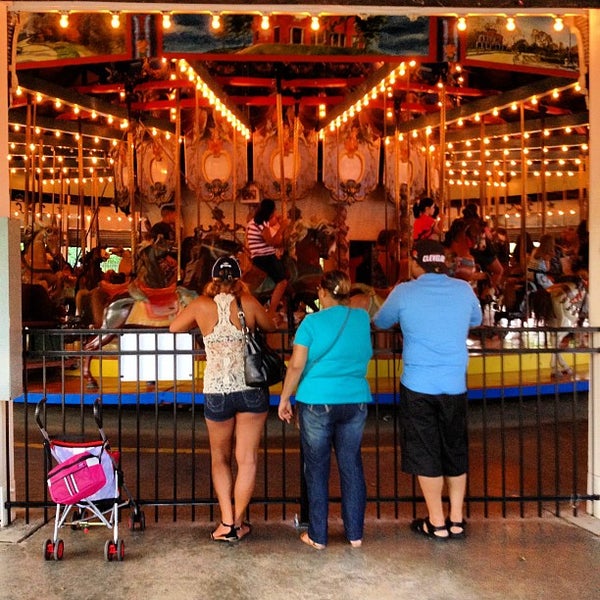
[
  {"xmin": 129, "ymin": 508, "xmax": 146, "ymax": 532},
  {"xmin": 53, "ymin": 539, "xmax": 64, "ymax": 561},
  {"xmin": 117, "ymin": 539, "xmax": 125, "ymax": 561},
  {"xmin": 43, "ymin": 539, "xmax": 53, "ymax": 560},
  {"xmin": 104, "ymin": 540, "xmax": 115, "ymax": 561}
]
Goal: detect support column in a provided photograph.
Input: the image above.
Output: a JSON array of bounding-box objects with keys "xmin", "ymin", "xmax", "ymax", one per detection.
[
  {"xmin": 588, "ymin": 9, "xmax": 600, "ymax": 518},
  {"xmin": 0, "ymin": 2, "xmax": 18, "ymax": 527}
]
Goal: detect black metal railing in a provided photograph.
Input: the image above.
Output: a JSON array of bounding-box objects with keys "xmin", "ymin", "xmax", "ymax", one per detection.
[{"xmin": 8, "ymin": 324, "xmax": 599, "ymax": 525}]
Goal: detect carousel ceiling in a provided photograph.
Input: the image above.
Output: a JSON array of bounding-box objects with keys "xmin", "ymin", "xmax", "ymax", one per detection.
[{"xmin": 7, "ymin": 9, "xmax": 590, "ymax": 206}]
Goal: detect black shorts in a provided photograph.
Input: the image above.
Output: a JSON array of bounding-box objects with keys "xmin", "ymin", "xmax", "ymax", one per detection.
[
  {"xmin": 251, "ymin": 254, "xmax": 287, "ymax": 283},
  {"xmin": 399, "ymin": 384, "xmax": 468, "ymax": 478},
  {"xmin": 204, "ymin": 388, "xmax": 269, "ymax": 422}
]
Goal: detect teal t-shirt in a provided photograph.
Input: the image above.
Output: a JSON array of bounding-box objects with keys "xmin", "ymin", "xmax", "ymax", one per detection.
[{"xmin": 293, "ymin": 305, "xmax": 373, "ymax": 405}]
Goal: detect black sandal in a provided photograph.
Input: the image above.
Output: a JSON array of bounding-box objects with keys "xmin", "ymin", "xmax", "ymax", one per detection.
[
  {"xmin": 410, "ymin": 517, "xmax": 449, "ymax": 541},
  {"xmin": 235, "ymin": 522, "xmax": 252, "ymax": 541},
  {"xmin": 446, "ymin": 518, "xmax": 467, "ymax": 539},
  {"xmin": 210, "ymin": 522, "xmax": 239, "ymax": 543}
]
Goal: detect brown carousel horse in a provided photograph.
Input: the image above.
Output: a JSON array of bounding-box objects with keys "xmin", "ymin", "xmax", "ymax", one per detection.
[{"xmin": 81, "ymin": 235, "xmax": 197, "ymax": 389}]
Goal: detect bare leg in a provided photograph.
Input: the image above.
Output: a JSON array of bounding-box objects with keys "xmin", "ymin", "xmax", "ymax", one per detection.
[
  {"xmin": 268, "ymin": 279, "xmax": 288, "ymax": 318},
  {"xmin": 205, "ymin": 417, "xmax": 235, "ymax": 534},
  {"xmin": 446, "ymin": 473, "xmax": 467, "ymax": 532},
  {"xmin": 417, "ymin": 474, "xmax": 448, "ymax": 536},
  {"xmin": 233, "ymin": 411, "xmax": 268, "ymax": 533}
]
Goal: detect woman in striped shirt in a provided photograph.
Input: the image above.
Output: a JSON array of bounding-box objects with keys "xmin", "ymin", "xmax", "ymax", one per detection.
[{"xmin": 246, "ymin": 198, "xmax": 289, "ymax": 320}]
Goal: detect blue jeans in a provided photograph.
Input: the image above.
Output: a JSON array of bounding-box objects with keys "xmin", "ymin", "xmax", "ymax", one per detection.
[{"xmin": 298, "ymin": 402, "xmax": 368, "ymax": 546}]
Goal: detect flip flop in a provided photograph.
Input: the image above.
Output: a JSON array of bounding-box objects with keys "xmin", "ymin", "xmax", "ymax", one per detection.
[
  {"xmin": 410, "ymin": 517, "xmax": 449, "ymax": 541},
  {"xmin": 300, "ymin": 531, "xmax": 326, "ymax": 550}
]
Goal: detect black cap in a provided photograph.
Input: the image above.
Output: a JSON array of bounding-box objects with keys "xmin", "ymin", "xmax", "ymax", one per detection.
[
  {"xmin": 412, "ymin": 240, "xmax": 448, "ymax": 274},
  {"xmin": 211, "ymin": 256, "xmax": 242, "ymax": 281}
]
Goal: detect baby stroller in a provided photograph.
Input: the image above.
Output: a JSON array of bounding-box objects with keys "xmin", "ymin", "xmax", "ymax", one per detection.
[{"xmin": 35, "ymin": 398, "xmax": 145, "ymax": 561}]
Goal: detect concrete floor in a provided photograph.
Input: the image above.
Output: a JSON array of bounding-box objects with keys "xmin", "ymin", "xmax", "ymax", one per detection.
[{"xmin": 1, "ymin": 514, "xmax": 600, "ymax": 600}]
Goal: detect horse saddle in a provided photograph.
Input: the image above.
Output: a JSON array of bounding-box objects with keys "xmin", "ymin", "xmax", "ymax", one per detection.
[
  {"xmin": 98, "ymin": 280, "xmax": 130, "ymax": 302},
  {"xmin": 131, "ymin": 280, "xmax": 179, "ymax": 319}
]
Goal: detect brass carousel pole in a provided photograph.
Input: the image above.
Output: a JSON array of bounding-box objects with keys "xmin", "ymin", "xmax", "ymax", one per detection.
[
  {"xmin": 292, "ymin": 103, "xmax": 300, "ymax": 219},
  {"xmin": 479, "ymin": 121, "xmax": 486, "ymax": 214},
  {"xmin": 232, "ymin": 126, "xmax": 238, "ymax": 239},
  {"xmin": 127, "ymin": 127, "xmax": 137, "ymax": 263},
  {"xmin": 540, "ymin": 111, "xmax": 547, "ymax": 234},
  {"xmin": 519, "ymin": 102, "xmax": 528, "ymax": 276},
  {"xmin": 174, "ymin": 90, "xmax": 182, "ymax": 278},
  {"xmin": 77, "ymin": 120, "xmax": 86, "ymax": 260},
  {"xmin": 276, "ymin": 93, "xmax": 287, "ymax": 217},
  {"xmin": 439, "ymin": 85, "xmax": 447, "ymax": 230},
  {"xmin": 23, "ymin": 94, "xmax": 33, "ymax": 230}
]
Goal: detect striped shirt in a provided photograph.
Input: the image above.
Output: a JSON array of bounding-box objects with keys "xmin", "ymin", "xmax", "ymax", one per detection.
[{"xmin": 247, "ymin": 220, "xmax": 276, "ymax": 258}]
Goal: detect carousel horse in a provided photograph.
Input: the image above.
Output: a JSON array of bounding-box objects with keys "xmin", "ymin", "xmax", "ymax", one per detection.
[
  {"xmin": 242, "ymin": 222, "xmax": 337, "ymax": 325},
  {"xmin": 181, "ymin": 229, "xmax": 244, "ymax": 293},
  {"xmin": 21, "ymin": 222, "xmax": 65, "ymax": 299},
  {"xmin": 517, "ymin": 275, "xmax": 588, "ymax": 378},
  {"xmin": 81, "ymin": 235, "xmax": 198, "ymax": 389}
]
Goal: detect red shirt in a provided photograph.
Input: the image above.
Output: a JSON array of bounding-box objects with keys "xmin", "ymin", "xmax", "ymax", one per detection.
[{"xmin": 413, "ymin": 215, "xmax": 437, "ymax": 241}]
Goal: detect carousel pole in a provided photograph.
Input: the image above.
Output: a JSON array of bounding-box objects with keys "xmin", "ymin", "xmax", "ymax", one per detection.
[
  {"xmin": 276, "ymin": 93, "xmax": 287, "ymax": 217},
  {"xmin": 127, "ymin": 128, "xmax": 137, "ymax": 264},
  {"xmin": 23, "ymin": 95, "xmax": 33, "ymax": 230},
  {"xmin": 232, "ymin": 125, "xmax": 239, "ymax": 241},
  {"xmin": 291, "ymin": 103, "xmax": 300, "ymax": 219},
  {"xmin": 479, "ymin": 121, "xmax": 486, "ymax": 213},
  {"xmin": 174, "ymin": 90, "xmax": 182, "ymax": 278},
  {"xmin": 439, "ymin": 84, "xmax": 447, "ymax": 230},
  {"xmin": 77, "ymin": 120, "xmax": 86, "ymax": 260},
  {"xmin": 540, "ymin": 110, "xmax": 547, "ymax": 234},
  {"xmin": 519, "ymin": 102, "xmax": 529, "ymax": 276}
]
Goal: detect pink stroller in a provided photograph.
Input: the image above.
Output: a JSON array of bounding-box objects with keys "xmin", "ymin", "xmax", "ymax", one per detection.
[{"xmin": 35, "ymin": 398, "xmax": 145, "ymax": 561}]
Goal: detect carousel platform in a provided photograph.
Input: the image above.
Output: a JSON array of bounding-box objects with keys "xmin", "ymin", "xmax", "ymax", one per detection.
[{"xmin": 18, "ymin": 344, "xmax": 590, "ymax": 405}]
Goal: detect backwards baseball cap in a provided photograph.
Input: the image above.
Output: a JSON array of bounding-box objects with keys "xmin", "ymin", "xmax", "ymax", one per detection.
[
  {"xmin": 211, "ymin": 256, "xmax": 242, "ymax": 281},
  {"xmin": 412, "ymin": 239, "xmax": 448, "ymax": 274}
]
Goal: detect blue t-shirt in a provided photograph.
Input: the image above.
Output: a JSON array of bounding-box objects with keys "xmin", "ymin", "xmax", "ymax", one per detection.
[
  {"xmin": 294, "ymin": 305, "xmax": 373, "ymax": 405},
  {"xmin": 373, "ymin": 273, "xmax": 482, "ymax": 395}
]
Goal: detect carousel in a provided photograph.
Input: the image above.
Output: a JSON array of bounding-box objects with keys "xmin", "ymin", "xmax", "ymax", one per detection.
[{"xmin": 13, "ymin": 10, "xmax": 590, "ymax": 399}]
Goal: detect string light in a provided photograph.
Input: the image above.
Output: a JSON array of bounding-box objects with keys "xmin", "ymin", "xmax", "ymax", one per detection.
[
  {"xmin": 506, "ymin": 17, "xmax": 516, "ymax": 32},
  {"xmin": 457, "ymin": 17, "xmax": 467, "ymax": 32},
  {"xmin": 111, "ymin": 12, "xmax": 121, "ymax": 29},
  {"xmin": 162, "ymin": 13, "xmax": 172, "ymax": 30},
  {"xmin": 59, "ymin": 12, "xmax": 69, "ymax": 29},
  {"xmin": 553, "ymin": 17, "xmax": 564, "ymax": 32},
  {"xmin": 211, "ymin": 14, "xmax": 221, "ymax": 30},
  {"xmin": 310, "ymin": 16, "xmax": 320, "ymax": 31},
  {"xmin": 261, "ymin": 15, "xmax": 270, "ymax": 30}
]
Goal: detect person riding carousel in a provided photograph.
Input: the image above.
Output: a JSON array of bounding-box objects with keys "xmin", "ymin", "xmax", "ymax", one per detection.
[{"xmin": 246, "ymin": 198, "xmax": 289, "ymax": 322}]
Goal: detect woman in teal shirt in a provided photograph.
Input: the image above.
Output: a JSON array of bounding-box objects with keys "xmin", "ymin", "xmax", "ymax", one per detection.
[{"xmin": 278, "ymin": 270, "xmax": 372, "ymax": 549}]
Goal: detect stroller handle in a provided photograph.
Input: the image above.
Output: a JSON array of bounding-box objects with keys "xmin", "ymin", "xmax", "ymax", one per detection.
[
  {"xmin": 93, "ymin": 398, "xmax": 104, "ymax": 430},
  {"xmin": 35, "ymin": 397, "xmax": 47, "ymax": 436}
]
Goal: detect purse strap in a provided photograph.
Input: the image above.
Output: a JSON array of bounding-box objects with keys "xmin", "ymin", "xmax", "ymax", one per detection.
[
  {"xmin": 235, "ymin": 296, "xmax": 250, "ymax": 335},
  {"xmin": 303, "ymin": 307, "xmax": 351, "ymax": 376}
]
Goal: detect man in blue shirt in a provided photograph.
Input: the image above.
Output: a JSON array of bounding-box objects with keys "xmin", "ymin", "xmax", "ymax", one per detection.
[{"xmin": 373, "ymin": 239, "xmax": 482, "ymax": 540}]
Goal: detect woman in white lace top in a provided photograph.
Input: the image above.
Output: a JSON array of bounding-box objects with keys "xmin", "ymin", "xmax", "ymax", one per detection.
[{"xmin": 170, "ymin": 256, "xmax": 276, "ymax": 543}]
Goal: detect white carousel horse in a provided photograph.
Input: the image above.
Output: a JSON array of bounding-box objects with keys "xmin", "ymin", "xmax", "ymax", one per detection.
[{"xmin": 21, "ymin": 222, "xmax": 65, "ymax": 299}]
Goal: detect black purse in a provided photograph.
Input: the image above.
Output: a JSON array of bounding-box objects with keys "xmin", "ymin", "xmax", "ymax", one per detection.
[{"xmin": 236, "ymin": 297, "xmax": 286, "ymax": 387}]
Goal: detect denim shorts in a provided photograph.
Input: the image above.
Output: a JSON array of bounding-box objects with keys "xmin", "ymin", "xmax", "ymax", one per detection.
[{"xmin": 204, "ymin": 388, "xmax": 269, "ymax": 422}]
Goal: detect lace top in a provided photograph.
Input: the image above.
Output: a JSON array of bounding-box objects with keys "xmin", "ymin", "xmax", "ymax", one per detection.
[{"xmin": 202, "ymin": 293, "xmax": 250, "ymax": 394}]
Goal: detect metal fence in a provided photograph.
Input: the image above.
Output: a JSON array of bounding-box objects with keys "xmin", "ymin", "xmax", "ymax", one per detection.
[{"xmin": 8, "ymin": 324, "xmax": 599, "ymax": 525}]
